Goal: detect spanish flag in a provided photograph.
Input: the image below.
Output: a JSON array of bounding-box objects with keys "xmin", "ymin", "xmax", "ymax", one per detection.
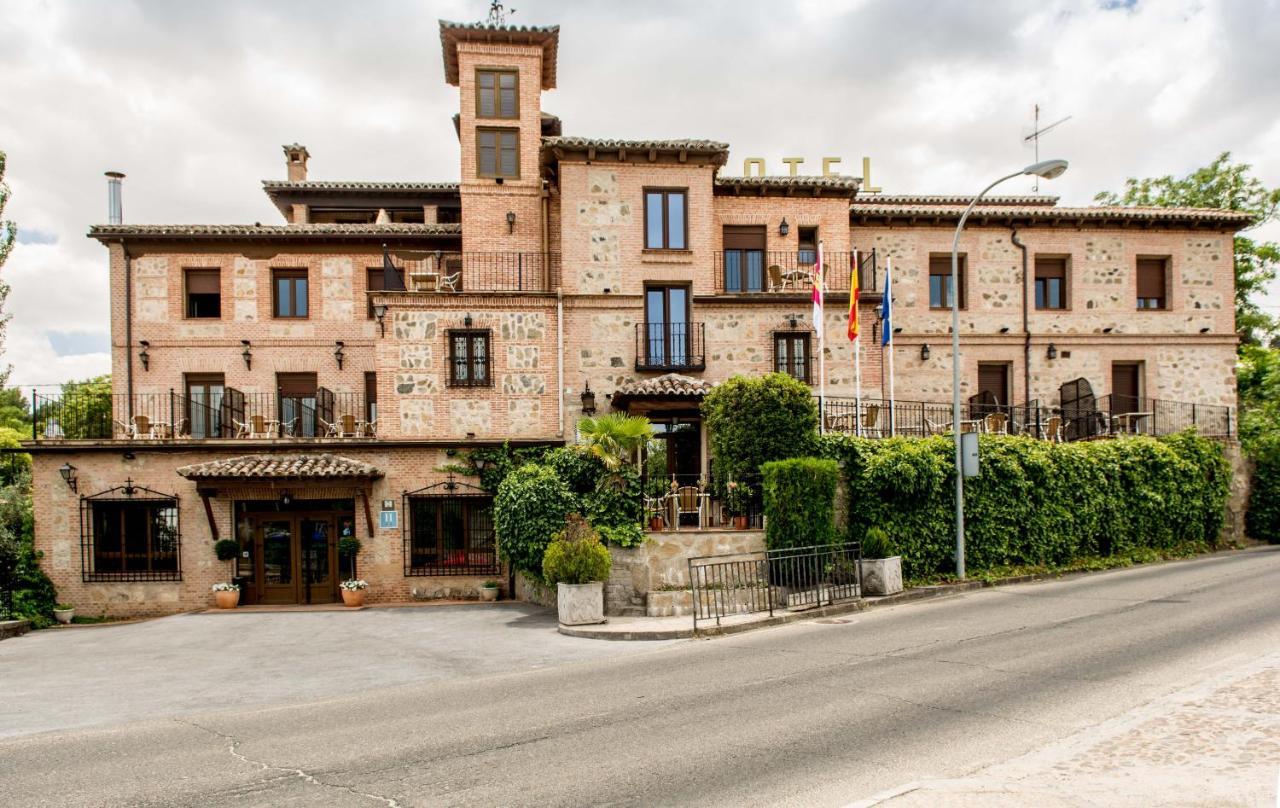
[{"xmin": 847, "ymin": 251, "xmax": 860, "ymax": 341}]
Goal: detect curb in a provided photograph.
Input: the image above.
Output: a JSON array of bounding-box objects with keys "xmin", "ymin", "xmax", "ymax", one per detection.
[
  {"xmin": 0, "ymin": 618, "xmax": 31, "ymax": 641},
  {"xmin": 559, "ymin": 544, "xmax": 1278, "ymax": 641}
]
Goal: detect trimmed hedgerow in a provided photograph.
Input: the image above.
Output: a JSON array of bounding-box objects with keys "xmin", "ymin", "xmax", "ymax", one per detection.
[
  {"xmin": 702, "ymin": 373, "xmax": 819, "ymax": 483},
  {"xmin": 761, "ymin": 457, "xmax": 840, "ymax": 550},
  {"xmin": 819, "ymin": 431, "xmax": 1229, "ymax": 579},
  {"xmin": 1246, "ymin": 434, "xmax": 1280, "ymax": 543},
  {"xmin": 494, "ymin": 463, "xmax": 576, "ymax": 576}
]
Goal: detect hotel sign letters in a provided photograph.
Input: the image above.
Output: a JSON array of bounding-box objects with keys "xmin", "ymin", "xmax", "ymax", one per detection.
[{"xmin": 742, "ymin": 155, "xmax": 882, "ymax": 192}]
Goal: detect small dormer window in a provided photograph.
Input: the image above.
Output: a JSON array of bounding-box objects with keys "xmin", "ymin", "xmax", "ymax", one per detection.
[{"xmin": 477, "ymin": 69, "xmax": 518, "ymax": 119}]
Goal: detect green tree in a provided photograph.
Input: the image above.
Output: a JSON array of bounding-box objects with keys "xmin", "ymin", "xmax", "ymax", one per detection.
[
  {"xmin": 702, "ymin": 373, "xmax": 818, "ymax": 482},
  {"xmin": 575, "ymin": 413, "xmax": 653, "ymax": 471},
  {"xmin": 0, "ymin": 151, "xmax": 13, "ymax": 385},
  {"xmin": 0, "ymin": 387, "xmax": 30, "ymax": 433},
  {"xmin": 1095, "ymin": 152, "xmax": 1280, "ymax": 344}
]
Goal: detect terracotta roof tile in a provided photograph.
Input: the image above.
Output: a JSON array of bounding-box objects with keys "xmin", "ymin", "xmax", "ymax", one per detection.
[
  {"xmin": 262, "ymin": 181, "xmax": 460, "ymax": 195},
  {"xmin": 715, "ymin": 175, "xmax": 861, "ymax": 198},
  {"xmin": 849, "ymin": 204, "xmax": 1254, "ymax": 228},
  {"xmin": 543, "ymin": 137, "xmax": 729, "ymax": 165},
  {"xmin": 614, "ymin": 373, "xmax": 715, "ymax": 399},
  {"xmin": 439, "ymin": 20, "xmax": 560, "ymax": 88},
  {"xmin": 176, "ymin": 454, "xmax": 383, "ymax": 480},
  {"xmin": 851, "ymin": 194, "xmax": 1058, "ymax": 206}
]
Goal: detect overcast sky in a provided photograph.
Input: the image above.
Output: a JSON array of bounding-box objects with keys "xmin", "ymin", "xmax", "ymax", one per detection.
[{"xmin": 2, "ymin": 0, "xmax": 1279, "ymax": 388}]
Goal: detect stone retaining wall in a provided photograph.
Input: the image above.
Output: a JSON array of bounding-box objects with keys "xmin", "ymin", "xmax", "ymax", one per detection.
[{"xmin": 605, "ymin": 529, "xmax": 765, "ymax": 616}]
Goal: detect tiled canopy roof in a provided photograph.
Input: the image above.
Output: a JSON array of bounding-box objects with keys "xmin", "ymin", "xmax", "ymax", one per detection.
[
  {"xmin": 613, "ymin": 373, "xmax": 716, "ymax": 399},
  {"xmin": 89, "ymin": 223, "xmax": 462, "ymax": 241},
  {"xmin": 544, "ymin": 137, "xmax": 730, "ymax": 166},
  {"xmin": 849, "ymin": 204, "xmax": 1254, "ymax": 229},
  {"xmin": 715, "ymin": 175, "xmax": 861, "ymax": 198},
  {"xmin": 851, "ymin": 194, "xmax": 1059, "ymax": 206},
  {"xmin": 439, "ymin": 20, "xmax": 560, "ymax": 88},
  {"xmin": 176, "ymin": 454, "xmax": 384, "ymax": 480},
  {"xmin": 262, "ymin": 181, "xmax": 460, "ymax": 195}
]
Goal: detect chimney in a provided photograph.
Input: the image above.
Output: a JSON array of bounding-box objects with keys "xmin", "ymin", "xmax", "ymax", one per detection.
[
  {"xmin": 283, "ymin": 144, "xmax": 310, "ymax": 182},
  {"xmin": 104, "ymin": 171, "xmax": 125, "ymax": 224}
]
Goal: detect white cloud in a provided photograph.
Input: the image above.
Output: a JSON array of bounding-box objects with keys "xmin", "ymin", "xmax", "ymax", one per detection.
[{"xmin": 1, "ymin": 0, "xmax": 1279, "ymax": 386}]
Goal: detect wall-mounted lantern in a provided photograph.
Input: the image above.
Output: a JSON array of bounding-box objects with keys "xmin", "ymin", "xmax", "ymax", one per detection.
[
  {"xmin": 58, "ymin": 462, "xmax": 77, "ymax": 492},
  {"xmin": 373, "ymin": 304, "xmax": 388, "ymax": 337},
  {"xmin": 778, "ymin": 218, "xmax": 790, "ymax": 238},
  {"xmin": 788, "ymin": 316, "xmax": 799, "ymax": 329},
  {"xmin": 241, "ymin": 339, "xmax": 252, "ymax": 370},
  {"xmin": 464, "ymin": 314, "xmax": 474, "ymax": 327},
  {"xmin": 580, "ymin": 381, "xmax": 597, "ymax": 415},
  {"xmin": 1046, "ymin": 342, "xmax": 1058, "ymax": 360},
  {"xmin": 138, "ymin": 340, "xmax": 150, "ymax": 372},
  {"xmin": 506, "ymin": 211, "xmax": 516, "ymax": 234},
  {"xmin": 472, "ymin": 453, "xmax": 490, "ymax": 472},
  {"xmin": 334, "ymin": 340, "xmax": 345, "ymax": 370},
  {"xmin": 920, "ymin": 344, "xmax": 931, "ymax": 361},
  {"xmin": 280, "ymin": 492, "xmax": 292, "ymax": 507}
]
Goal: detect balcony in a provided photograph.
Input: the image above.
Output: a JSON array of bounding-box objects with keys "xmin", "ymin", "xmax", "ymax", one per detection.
[
  {"xmin": 635, "ymin": 323, "xmax": 706, "ymax": 372},
  {"xmin": 712, "ymin": 250, "xmax": 875, "ymax": 296},
  {"xmin": 395, "ymin": 251, "xmax": 559, "ymax": 293},
  {"xmin": 31, "ymin": 389, "xmax": 378, "ymax": 442}
]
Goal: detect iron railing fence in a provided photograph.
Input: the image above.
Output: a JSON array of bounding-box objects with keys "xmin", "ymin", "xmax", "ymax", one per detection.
[
  {"xmin": 635, "ymin": 322, "xmax": 706, "ymax": 371},
  {"xmin": 0, "ymin": 554, "xmax": 15, "ymax": 620},
  {"xmin": 819, "ymin": 396, "xmax": 1234, "ymax": 441},
  {"xmin": 712, "ymin": 251, "xmax": 873, "ymax": 295},
  {"xmin": 394, "ymin": 251, "xmax": 559, "ymax": 293},
  {"xmin": 689, "ymin": 541, "xmax": 863, "ymax": 631},
  {"xmin": 33, "ymin": 388, "xmax": 376, "ymax": 441}
]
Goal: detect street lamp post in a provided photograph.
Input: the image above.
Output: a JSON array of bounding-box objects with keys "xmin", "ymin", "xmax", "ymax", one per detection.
[{"xmin": 951, "ymin": 159, "xmax": 1068, "ymax": 579}]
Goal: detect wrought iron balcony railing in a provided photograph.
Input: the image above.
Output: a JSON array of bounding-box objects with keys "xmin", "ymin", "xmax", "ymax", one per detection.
[
  {"xmin": 635, "ymin": 322, "xmax": 706, "ymax": 372},
  {"xmin": 391, "ymin": 251, "xmax": 559, "ymax": 293},
  {"xmin": 712, "ymin": 250, "xmax": 875, "ymax": 295}
]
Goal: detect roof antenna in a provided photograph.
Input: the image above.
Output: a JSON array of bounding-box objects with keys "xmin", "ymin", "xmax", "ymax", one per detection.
[
  {"xmin": 1022, "ymin": 104, "xmax": 1071, "ymax": 193},
  {"xmin": 486, "ymin": 0, "xmax": 515, "ymax": 25}
]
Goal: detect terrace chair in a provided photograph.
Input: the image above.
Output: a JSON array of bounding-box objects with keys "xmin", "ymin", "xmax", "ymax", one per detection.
[
  {"xmin": 766, "ymin": 265, "xmax": 789, "ymax": 292},
  {"xmin": 1043, "ymin": 415, "xmax": 1063, "ymax": 443},
  {"xmin": 673, "ymin": 485, "xmax": 707, "ymax": 530},
  {"xmin": 862, "ymin": 404, "xmax": 882, "ymax": 438},
  {"xmin": 361, "ymin": 419, "xmax": 378, "ymax": 438},
  {"xmin": 235, "ymin": 414, "xmax": 272, "ymax": 439},
  {"xmin": 339, "ymin": 414, "xmax": 358, "ymax": 437},
  {"xmin": 437, "ymin": 272, "xmax": 461, "ymax": 292},
  {"xmin": 984, "ymin": 412, "xmax": 1009, "ymax": 435},
  {"xmin": 113, "ymin": 419, "xmax": 138, "ymax": 440},
  {"xmin": 132, "ymin": 415, "xmax": 153, "ymax": 439}
]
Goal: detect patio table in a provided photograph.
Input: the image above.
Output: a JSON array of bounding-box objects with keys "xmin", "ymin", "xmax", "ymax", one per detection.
[{"xmin": 1111, "ymin": 411, "xmax": 1153, "ymax": 435}]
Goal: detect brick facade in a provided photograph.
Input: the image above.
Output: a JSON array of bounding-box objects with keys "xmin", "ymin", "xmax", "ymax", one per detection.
[{"xmin": 27, "ymin": 19, "xmax": 1246, "ymax": 616}]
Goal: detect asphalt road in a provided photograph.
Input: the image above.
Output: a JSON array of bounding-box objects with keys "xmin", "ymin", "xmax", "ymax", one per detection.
[{"xmin": 3, "ymin": 547, "xmax": 1279, "ymax": 807}]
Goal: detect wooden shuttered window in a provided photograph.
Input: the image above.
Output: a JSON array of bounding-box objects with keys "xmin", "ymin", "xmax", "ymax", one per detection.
[
  {"xmin": 476, "ymin": 69, "xmax": 518, "ymax": 119},
  {"xmin": 928, "ymin": 255, "xmax": 966, "ymax": 309},
  {"xmin": 1136, "ymin": 258, "xmax": 1167, "ymax": 309},
  {"xmin": 477, "ymin": 128, "xmax": 519, "ymax": 179},
  {"xmin": 977, "ymin": 363, "xmax": 1010, "ymax": 405},
  {"xmin": 185, "ymin": 268, "xmax": 221, "ymax": 318},
  {"xmin": 722, "ymin": 226, "xmax": 766, "ymax": 250},
  {"xmin": 1034, "ymin": 257, "xmax": 1067, "ymax": 310}
]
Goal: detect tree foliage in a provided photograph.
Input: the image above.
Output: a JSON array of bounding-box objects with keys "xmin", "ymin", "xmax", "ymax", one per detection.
[
  {"xmin": 0, "ymin": 150, "xmax": 14, "ymax": 385},
  {"xmin": 494, "ymin": 463, "xmax": 576, "ymax": 576},
  {"xmin": 761, "ymin": 457, "xmax": 839, "ymax": 550},
  {"xmin": 1095, "ymin": 152, "xmax": 1280, "ymax": 344},
  {"xmin": 702, "ymin": 373, "xmax": 818, "ymax": 482},
  {"xmin": 575, "ymin": 413, "xmax": 653, "ymax": 471},
  {"xmin": 541, "ymin": 514, "xmax": 612, "ymax": 585}
]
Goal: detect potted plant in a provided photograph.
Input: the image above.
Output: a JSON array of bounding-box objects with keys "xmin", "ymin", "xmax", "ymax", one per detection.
[
  {"xmin": 858, "ymin": 527, "xmax": 903, "ymax": 596},
  {"xmin": 724, "ymin": 481, "xmax": 752, "ymax": 530},
  {"xmin": 211, "ymin": 582, "xmax": 240, "ymax": 609},
  {"xmin": 542, "ymin": 514, "xmax": 612, "ymax": 626},
  {"xmin": 53, "ymin": 603, "xmax": 75, "ymax": 624},
  {"xmin": 338, "ymin": 536, "xmax": 361, "ymax": 579},
  {"xmin": 340, "ymin": 579, "xmax": 369, "ymax": 607},
  {"xmin": 480, "ymin": 580, "xmax": 500, "ymax": 602}
]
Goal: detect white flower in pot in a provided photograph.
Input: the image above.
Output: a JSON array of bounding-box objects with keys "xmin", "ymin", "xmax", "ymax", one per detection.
[
  {"xmin": 339, "ymin": 579, "xmax": 369, "ymax": 608},
  {"xmin": 542, "ymin": 515, "xmax": 612, "ymax": 626},
  {"xmin": 211, "ymin": 582, "xmax": 241, "ymax": 609}
]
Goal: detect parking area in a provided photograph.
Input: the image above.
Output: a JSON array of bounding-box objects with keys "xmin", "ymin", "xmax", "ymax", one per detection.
[{"xmin": 0, "ymin": 603, "xmax": 677, "ymax": 739}]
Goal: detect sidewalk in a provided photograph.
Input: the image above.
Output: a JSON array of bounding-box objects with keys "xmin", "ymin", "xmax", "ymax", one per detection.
[{"xmin": 848, "ymin": 652, "xmax": 1280, "ymax": 807}]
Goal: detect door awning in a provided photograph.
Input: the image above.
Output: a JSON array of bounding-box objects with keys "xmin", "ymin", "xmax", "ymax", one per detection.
[
  {"xmin": 176, "ymin": 453, "xmax": 384, "ymax": 481},
  {"xmin": 610, "ymin": 373, "xmax": 715, "ymax": 410}
]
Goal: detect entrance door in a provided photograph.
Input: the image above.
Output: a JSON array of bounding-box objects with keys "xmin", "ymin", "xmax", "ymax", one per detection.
[
  {"xmin": 185, "ymin": 374, "xmax": 225, "ymax": 438},
  {"xmin": 1112, "ymin": 362, "xmax": 1142, "ymax": 413},
  {"xmin": 277, "ymin": 372, "xmax": 318, "ymax": 438},
  {"xmin": 251, "ymin": 514, "xmax": 338, "ymax": 605}
]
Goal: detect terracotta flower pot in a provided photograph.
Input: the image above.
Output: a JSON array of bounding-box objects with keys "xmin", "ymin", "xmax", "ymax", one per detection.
[
  {"xmin": 648, "ymin": 517, "xmax": 665, "ymax": 531},
  {"xmin": 341, "ymin": 588, "xmax": 366, "ymax": 608},
  {"xmin": 214, "ymin": 590, "xmax": 240, "ymax": 609},
  {"xmin": 733, "ymin": 516, "xmax": 749, "ymax": 530}
]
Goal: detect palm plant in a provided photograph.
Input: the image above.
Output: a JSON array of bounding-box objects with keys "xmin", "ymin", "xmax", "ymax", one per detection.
[{"xmin": 576, "ymin": 413, "xmax": 653, "ymax": 471}]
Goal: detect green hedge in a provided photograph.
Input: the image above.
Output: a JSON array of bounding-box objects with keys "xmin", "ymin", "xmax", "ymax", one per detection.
[
  {"xmin": 494, "ymin": 464, "xmax": 576, "ymax": 576},
  {"xmin": 1246, "ymin": 434, "xmax": 1280, "ymax": 543},
  {"xmin": 761, "ymin": 457, "xmax": 840, "ymax": 550},
  {"xmin": 819, "ymin": 432, "xmax": 1230, "ymax": 578},
  {"xmin": 702, "ymin": 373, "xmax": 818, "ymax": 483}
]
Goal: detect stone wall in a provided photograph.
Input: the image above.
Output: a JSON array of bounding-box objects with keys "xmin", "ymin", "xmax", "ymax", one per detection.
[{"xmin": 604, "ymin": 530, "xmax": 765, "ymax": 616}]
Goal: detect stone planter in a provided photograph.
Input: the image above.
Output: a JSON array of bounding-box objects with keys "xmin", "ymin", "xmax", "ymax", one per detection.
[
  {"xmin": 859, "ymin": 556, "xmax": 903, "ymax": 596},
  {"xmin": 53, "ymin": 607, "xmax": 75, "ymax": 624},
  {"xmin": 479, "ymin": 585, "xmax": 499, "ymax": 602},
  {"xmin": 557, "ymin": 582, "xmax": 605, "ymax": 626},
  {"xmin": 214, "ymin": 590, "xmax": 239, "ymax": 609},
  {"xmin": 341, "ymin": 588, "xmax": 366, "ymax": 608}
]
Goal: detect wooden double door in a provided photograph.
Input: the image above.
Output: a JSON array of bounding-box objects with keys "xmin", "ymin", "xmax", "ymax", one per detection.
[{"xmin": 248, "ymin": 512, "xmax": 341, "ymax": 605}]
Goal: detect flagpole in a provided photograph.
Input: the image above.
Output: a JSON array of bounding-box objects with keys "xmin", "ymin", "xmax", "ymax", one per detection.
[
  {"xmin": 854, "ymin": 250, "xmax": 863, "ymax": 436},
  {"xmin": 886, "ymin": 256, "xmax": 896, "ymax": 436}
]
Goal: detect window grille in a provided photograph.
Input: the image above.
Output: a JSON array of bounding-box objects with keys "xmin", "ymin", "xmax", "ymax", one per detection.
[{"xmin": 79, "ymin": 482, "xmax": 181, "ymax": 582}]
